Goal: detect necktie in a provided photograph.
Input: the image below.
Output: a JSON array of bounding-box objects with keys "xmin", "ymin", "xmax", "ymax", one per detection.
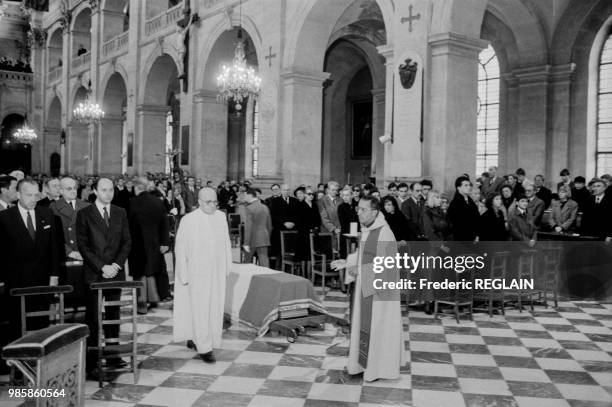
[
  {"xmin": 286, "ymin": 197, "xmax": 289, "ymax": 204},
  {"xmin": 103, "ymin": 206, "xmax": 109, "ymax": 227},
  {"xmin": 26, "ymin": 211, "xmax": 35, "ymax": 241},
  {"xmin": 71, "ymin": 201, "xmax": 75, "ymax": 211}
]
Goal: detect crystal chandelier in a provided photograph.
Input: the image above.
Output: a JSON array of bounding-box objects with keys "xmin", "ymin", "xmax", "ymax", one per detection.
[
  {"xmin": 216, "ymin": 28, "xmax": 261, "ymax": 111},
  {"xmin": 73, "ymin": 82, "xmax": 105, "ymax": 124},
  {"xmin": 13, "ymin": 116, "xmax": 38, "ymax": 144}
]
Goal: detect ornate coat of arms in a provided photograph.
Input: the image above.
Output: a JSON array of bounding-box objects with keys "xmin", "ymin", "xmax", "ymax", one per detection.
[{"xmin": 398, "ymin": 59, "xmax": 418, "ymax": 89}]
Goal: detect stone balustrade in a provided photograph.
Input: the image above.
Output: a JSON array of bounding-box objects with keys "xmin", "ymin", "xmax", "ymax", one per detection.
[
  {"xmin": 47, "ymin": 66, "xmax": 62, "ymax": 84},
  {"xmin": 1, "ymin": 69, "xmax": 33, "ymax": 84},
  {"xmin": 102, "ymin": 31, "xmax": 129, "ymax": 59},
  {"xmin": 144, "ymin": 4, "xmax": 183, "ymax": 37},
  {"xmin": 71, "ymin": 51, "xmax": 91, "ymax": 73}
]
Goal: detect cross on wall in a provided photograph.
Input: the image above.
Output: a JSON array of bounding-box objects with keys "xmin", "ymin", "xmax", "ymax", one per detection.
[
  {"xmin": 265, "ymin": 46, "xmax": 277, "ymax": 67},
  {"xmin": 400, "ymin": 4, "xmax": 421, "ymax": 33}
]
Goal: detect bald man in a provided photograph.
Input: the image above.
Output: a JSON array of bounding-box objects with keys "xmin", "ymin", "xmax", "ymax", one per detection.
[
  {"xmin": 51, "ymin": 177, "xmax": 90, "ymax": 260},
  {"xmin": 77, "ymin": 177, "xmax": 131, "ymax": 372},
  {"xmin": 174, "ymin": 187, "xmax": 232, "ymax": 363}
]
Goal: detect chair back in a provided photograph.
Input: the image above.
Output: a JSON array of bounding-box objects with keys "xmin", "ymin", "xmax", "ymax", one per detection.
[
  {"xmin": 281, "ymin": 230, "xmax": 298, "ymax": 258},
  {"xmin": 10, "ymin": 285, "xmax": 74, "ymax": 336},
  {"xmin": 310, "ymin": 232, "xmax": 334, "ymax": 261}
]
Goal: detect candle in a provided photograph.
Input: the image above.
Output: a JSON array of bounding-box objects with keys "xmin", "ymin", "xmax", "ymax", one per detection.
[{"xmin": 350, "ymin": 222, "xmax": 358, "ymax": 236}]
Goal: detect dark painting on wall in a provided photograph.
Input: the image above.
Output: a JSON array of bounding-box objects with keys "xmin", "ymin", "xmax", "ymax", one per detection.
[
  {"xmin": 352, "ymin": 99, "xmax": 373, "ymax": 158},
  {"xmin": 181, "ymin": 125, "xmax": 189, "ymax": 165}
]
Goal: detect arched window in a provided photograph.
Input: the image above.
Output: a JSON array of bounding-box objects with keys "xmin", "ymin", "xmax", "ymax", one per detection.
[
  {"xmin": 597, "ymin": 33, "xmax": 612, "ymax": 175},
  {"xmin": 476, "ymin": 44, "xmax": 500, "ymax": 175},
  {"xmin": 252, "ymin": 100, "xmax": 259, "ymax": 177}
]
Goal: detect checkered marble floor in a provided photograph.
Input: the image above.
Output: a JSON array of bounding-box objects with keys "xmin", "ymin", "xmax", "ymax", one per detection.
[{"xmin": 3, "ymin": 291, "xmax": 612, "ymax": 407}]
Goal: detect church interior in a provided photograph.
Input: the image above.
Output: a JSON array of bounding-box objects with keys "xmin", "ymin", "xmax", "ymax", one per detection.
[{"xmin": 1, "ymin": 0, "xmax": 612, "ymax": 406}]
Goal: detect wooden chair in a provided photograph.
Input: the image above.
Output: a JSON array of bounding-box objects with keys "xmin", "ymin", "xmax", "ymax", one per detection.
[
  {"xmin": 434, "ymin": 267, "xmax": 475, "ymax": 323},
  {"xmin": 309, "ymin": 232, "xmax": 340, "ymax": 291},
  {"xmin": 10, "ymin": 285, "xmax": 74, "ymax": 336},
  {"xmin": 281, "ymin": 230, "xmax": 301, "ymax": 275},
  {"xmin": 473, "ymin": 251, "xmax": 512, "ymax": 317},
  {"xmin": 504, "ymin": 249, "xmax": 541, "ymax": 313},
  {"xmin": 540, "ymin": 244, "xmax": 563, "ymax": 308},
  {"xmin": 89, "ymin": 281, "xmax": 142, "ymax": 388}
]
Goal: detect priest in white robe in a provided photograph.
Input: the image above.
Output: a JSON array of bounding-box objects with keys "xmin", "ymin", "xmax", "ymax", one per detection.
[
  {"xmin": 173, "ymin": 187, "xmax": 233, "ymax": 363},
  {"xmin": 332, "ymin": 195, "xmax": 406, "ymax": 381}
]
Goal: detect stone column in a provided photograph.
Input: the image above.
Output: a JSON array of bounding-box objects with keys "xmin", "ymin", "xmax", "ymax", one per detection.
[
  {"xmin": 135, "ymin": 104, "xmax": 167, "ymax": 174},
  {"xmin": 90, "ymin": 3, "xmax": 102, "ymax": 173},
  {"xmin": 280, "ymin": 70, "xmax": 330, "ymax": 187},
  {"xmin": 371, "ymin": 87, "xmax": 385, "ymax": 186},
  {"xmin": 98, "ymin": 115, "xmax": 123, "ymax": 174},
  {"xmin": 513, "ymin": 65, "xmax": 550, "ymax": 181},
  {"xmin": 549, "ymin": 64, "xmax": 575, "ymax": 181},
  {"xmin": 427, "ymin": 32, "xmax": 487, "ymax": 191},
  {"xmin": 67, "ymin": 122, "xmax": 89, "ymax": 174},
  {"xmin": 192, "ymin": 90, "xmax": 228, "ymax": 182}
]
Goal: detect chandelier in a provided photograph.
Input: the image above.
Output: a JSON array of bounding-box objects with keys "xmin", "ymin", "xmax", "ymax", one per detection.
[
  {"xmin": 216, "ymin": 28, "xmax": 261, "ymax": 111},
  {"xmin": 13, "ymin": 116, "xmax": 38, "ymax": 144},
  {"xmin": 73, "ymin": 82, "xmax": 105, "ymax": 124}
]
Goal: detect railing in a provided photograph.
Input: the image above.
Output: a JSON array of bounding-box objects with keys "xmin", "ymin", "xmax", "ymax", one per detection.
[
  {"xmin": 71, "ymin": 51, "xmax": 91, "ymax": 71},
  {"xmin": 47, "ymin": 66, "xmax": 62, "ymax": 84},
  {"xmin": 144, "ymin": 3, "xmax": 184, "ymax": 37},
  {"xmin": 0, "ymin": 69, "xmax": 32, "ymax": 84},
  {"xmin": 102, "ymin": 31, "xmax": 129, "ymax": 59}
]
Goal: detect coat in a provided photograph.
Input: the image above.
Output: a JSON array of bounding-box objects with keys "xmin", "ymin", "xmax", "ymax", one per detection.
[
  {"xmin": 244, "ymin": 199, "xmax": 273, "ymax": 248},
  {"xmin": 580, "ymin": 194, "xmax": 612, "ymax": 239},
  {"xmin": 317, "ymin": 195, "xmax": 341, "ymax": 233},
  {"xmin": 128, "ymin": 193, "xmax": 170, "ymax": 279},
  {"xmin": 266, "ymin": 195, "xmax": 298, "ymax": 255},
  {"xmin": 482, "ymin": 176, "xmax": 505, "ymax": 198},
  {"xmin": 50, "ymin": 198, "xmax": 90, "ymax": 256},
  {"xmin": 295, "ymin": 200, "xmax": 321, "ymax": 261},
  {"xmin": 508, "ymin": 208, "xmax": 537, "ymax": 242},
  {"xmin": 548, "ymin": 199, "xmax": 578, "ymax": 231},
  {"xmin": 0, "ymin": 205, "xmax": 61, "ymax": 340},
  {"xmin": 182, "ymin": 186, "xmax": 199, "ymax": 213},
  {"xmin": 478, "ymin": 208, "xmax": 508, "ymax": 241},
  {"xmin": 400, "ymin": 197, "xmax": 425, "ymax": 238},
  {"xmin": 447, "ymin": 194, "xmax": 480, "ymax": 241},
  {"xmin": 526, "ymin": 196, "xmax": 545, "ymax": 228},
  {"xmin": 535, "ymin": 186, "xmax": 553, "ymax": 208},
  {"xmin": 76, "ymin": 204, "xmax": 132, "ymax": 284},
  {"xmin": 422, "ymin": 206, "xmax": 451, "ymax": 242}
]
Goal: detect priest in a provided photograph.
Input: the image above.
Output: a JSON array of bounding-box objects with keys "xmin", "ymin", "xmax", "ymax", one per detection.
[
  {"xmin": 332, "ymin": 195, "xmax": 406, "ymax": 382},
  {"xmin": 173, "ymin": 187, "xmax": 232, "ymax": 363}
]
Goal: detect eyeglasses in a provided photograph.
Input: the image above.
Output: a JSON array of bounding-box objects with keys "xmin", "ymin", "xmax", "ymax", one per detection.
[
  {"xmin": 202, "ymin": 200, "xmax": 218, "ymax": 206},
  {"xmin": 357, "ymin": 206, "xmax": 375, "ymax": 213},
  {"xmin": 306, "ymin": 192, "xmax": 314, "ymax": 196}
]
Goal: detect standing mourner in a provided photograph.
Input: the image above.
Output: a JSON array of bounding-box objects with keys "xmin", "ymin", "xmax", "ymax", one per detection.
[{"xmin": 173, "ymin": 188, "xmax": 233, "ymax": 363}]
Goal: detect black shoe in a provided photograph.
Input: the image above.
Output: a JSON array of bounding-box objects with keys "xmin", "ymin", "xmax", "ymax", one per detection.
[
  {"xmin": 186, "ymin": 340, "xmax": 197, "ymax": 351},
  {"xmin": 148, "ymin": 302, "xmax": 158, "ymax": 309},
  {"xmin": 200, "ymin": 351, "xmax": 216, "ymax": 364}
]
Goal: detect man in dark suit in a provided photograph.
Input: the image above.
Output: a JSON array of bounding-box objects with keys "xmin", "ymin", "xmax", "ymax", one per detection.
[
  {"xmin": 76, "ymin": 178, "xmax": 131, "ymax": 371},
  {"xmin": 37, "ymin": 177, "xmax": 61, "ymax": 207},
  {"xmin": 128, "ymin": 177, "xmax": 169, "ymax": 314},
  {"xmin": 267, "ymin": 183, "xmax": 298, "ymax": 267},
  {"xmin": 111, "ymin": 177, "xmax": 131, "ymax": 210},
  {"xmin": 0, "ymin": 179, "xmax": 60, "ymax": 343},
  {"xmin": 482, "ymin": 166, "xmax": 505, "ymax": 198},
  {"xmin": 571, "ymin": 176, "xmax": 591, "ymax": 211},
  {"xmin": 533, "ymin": 174, "xmax": 552, "ymax": 208},
  {"xmin": 580, "ymin": 178, "xmax": 612, "ymax": 241},
  {"xmin": 400, "ymin": 181, "xmax": 425, "ymax": 240},
  {"xmin": 243, "ymin": 188, "xmax": 273, "ymax": 267},
  {"xmin": 0, "ymin": 175, "xmax": 17, "ymax": 211},
  {"xmin": 182, "ymin": 176, "xmax": 199, "ymax": 213},
  {"xmin": 50, "ymin": 177, "xmax": 90, "ymax": 261}
]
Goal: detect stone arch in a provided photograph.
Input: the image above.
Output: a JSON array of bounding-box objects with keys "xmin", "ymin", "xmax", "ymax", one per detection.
[
  {"xmin": 45, "ymin": 96, "xmax": 63, "ymax": 172},
  {"xmin": 71, "ymin": 6, "xmax": 92, "ymax": 57},
  {"xmin": 430, "ymin": 0, "xmax": 487, "ymax": 38},
  {"xmin": 196, "ymin": 14, "xmax": 264, "ymax": 92},
  {"xmin": 101, "ymin": 72, "xmax": 127, "ymax": 174},
  {"xmin": 99, "ymin": 61, "xmax": 129, "ymax": 98},
  {"xmin": 138, "ymin": 47, "xmax": 180, "ymax": 104},
  {"xmin": 284, "ymin": 0, "xmax": 394, "ymax": 73}
]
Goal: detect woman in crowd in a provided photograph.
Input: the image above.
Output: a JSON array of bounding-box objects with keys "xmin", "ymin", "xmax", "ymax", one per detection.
[
  {"xmin": 479, "ymin": 193, "xmax": 508, "ymax": 241},
  {"xmin": 471, "ymin": 189, "xmax": 487, "ymax": 215},
  {"xmin": 548, "ymin": 185, "xmax": 578, "ymax": 233},
  {"xmin": 380, "ymin": 195, "xmax": 411, "ymax": 243},
  {"xmin": 351, "ymin": 186, "xmax": 361, "ymax": 209},
  {"xmin": 294, "ymin": 186, "xmax": 321, "ymax": 274},
  {"xmin": 500, "ymin": 185, "xmax": 515, "ymax": 213}
]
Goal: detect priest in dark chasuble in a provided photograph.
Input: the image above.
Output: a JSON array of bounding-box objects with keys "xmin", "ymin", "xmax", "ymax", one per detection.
[{"xmin": 332, "ymin": 195, "xmax": 406, "ymax": 382}]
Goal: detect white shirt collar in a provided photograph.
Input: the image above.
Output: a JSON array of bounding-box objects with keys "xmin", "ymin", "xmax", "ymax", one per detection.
[
  {"xmin": 17, "ymin": 204, "xmax": 35, "ymax": 229},
  {"xmin": 0, "ymin": 198, "xmax": 9, "ymax": 209},
  {"xmin": 95, "ymin": 200, "xmax": 110, "ymax": 218}
]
